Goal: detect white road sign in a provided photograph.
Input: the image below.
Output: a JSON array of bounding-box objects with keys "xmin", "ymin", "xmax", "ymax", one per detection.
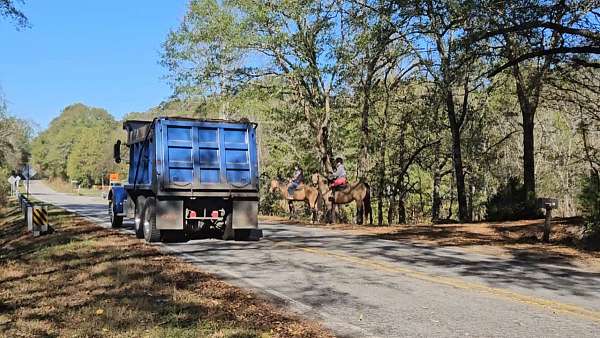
[{"xmin": 22, "ymin": 165, "xmax": 37, "ymax": 179}]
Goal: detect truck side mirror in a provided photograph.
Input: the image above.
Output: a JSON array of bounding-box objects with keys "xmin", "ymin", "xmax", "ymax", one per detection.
[{"xmin": 114, "ymin": 140, "xmax": 122, "ymax": 163}]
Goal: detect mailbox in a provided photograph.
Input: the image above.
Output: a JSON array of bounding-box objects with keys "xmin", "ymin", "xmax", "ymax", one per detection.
[{"xmin": 537, "ymin": 197, "xmax": 558, "ymax": 209}]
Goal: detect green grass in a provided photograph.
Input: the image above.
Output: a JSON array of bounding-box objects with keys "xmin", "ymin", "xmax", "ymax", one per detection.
[{"xmin": 44, "ymin": 178, "xmax": 105, "ymax": 197}]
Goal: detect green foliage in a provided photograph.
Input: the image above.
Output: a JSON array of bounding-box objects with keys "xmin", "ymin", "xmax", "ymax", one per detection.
[
  {"xmin": 0, "ymin": 0, "xmax": 29, "ymax": 28},
  {"xmin": 31, "ymin": 103, "xmax": 121, "ymax": 186},
  {"xmin": 0, "ymin": 166, "xmax": 10, "ymax": 206},
  {"xmin": 579, "ymin": 174, "xmax": 600, "ymax": 248},
  {"xmin": 161, "ymin": 0, "xmax": 244, "ymax": 96},
  {"xmin": 0, "ymin": 113, "xmax": 31, "ymax": 170},
  {"xmin": 485, "ymin": 177, "xmax": 541, "ymax": 221},
  {"xmin": 66, "ymin": 128, "xmax": 112, "ymax": 187},
  {"xmin": 0, "ymin": 93, "xmax": 31, "ymax": 204},
  {"xmin": 157, "ymin": 0, "xmax": 600, "ymax": 224},
  {"xmin": 580, "ymin": 174, "xmax": 600, "ymax": 224}
]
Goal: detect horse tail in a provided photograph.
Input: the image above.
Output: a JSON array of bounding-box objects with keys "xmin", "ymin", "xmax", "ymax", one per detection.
[{"xmin": 364, "ymin": 182, "xmax": 373, "ymax": 225}]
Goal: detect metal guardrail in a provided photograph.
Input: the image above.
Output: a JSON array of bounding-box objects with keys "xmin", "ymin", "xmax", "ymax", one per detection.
[{"xmin": 16, "ymin": 192, "xmax": 50, "ymax": 237}]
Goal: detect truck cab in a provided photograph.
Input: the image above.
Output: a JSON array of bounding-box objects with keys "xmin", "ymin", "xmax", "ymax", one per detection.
[{"xmin": 109, "ymin": 117, "xmax": 261, "ymax": 242}]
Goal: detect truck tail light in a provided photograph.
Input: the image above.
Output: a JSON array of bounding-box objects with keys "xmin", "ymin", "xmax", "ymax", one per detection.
[
  {"xmin": 211, "ymin": 210, "xmax": 219, "ymax": 219},
  {"xmin": 188, "ymin": 210, "xmax": 197, "ymax": 218}
]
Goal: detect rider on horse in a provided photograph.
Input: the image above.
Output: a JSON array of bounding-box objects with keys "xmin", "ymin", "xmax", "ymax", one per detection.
[
  {"xmin": 287, "ymin": 164, "xmax": 304, "ymax": 200},
  {"xmin": 330, "ymin": 157, "xmax": 347, "ymax": 190}
]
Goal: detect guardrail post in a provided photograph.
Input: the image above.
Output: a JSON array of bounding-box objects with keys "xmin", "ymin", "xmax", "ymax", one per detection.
[
  {"xmin": 31, "ymin": 205, "xmax": 49, "ymax": 237},
  {"xmin": 27, "ymin": 205, "xmax": 33, "ymax": 232},
  {"xmin": 18, "ymin": 195, "xmax": 50, "ymax": 237}
]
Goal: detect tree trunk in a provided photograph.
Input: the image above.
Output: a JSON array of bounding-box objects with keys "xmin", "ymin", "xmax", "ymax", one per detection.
[
  {"xmin": 398, "ymin": 198, "xmax": 406, "ymax": 224},
  {"xmin": 387, "ymin": 194, "xmax": 395, "ymax": 225},
  {"xmin": 467, "ymin": 184, "xmax": 476, "ymax": 221},
  {"xmin": 377, "ymin": 191, "xmax": 384, "ymax": 226},
  {"xmin": 512, "ymin": 63, "xmax": 541, "ymax": 211},
  {"xmin": 522, "ymin": 111, "xmax": 536, "ymax": 202},
  {"xmin": 447, "ymin": 174, "xmax": 454, "ymax": 220},
  {"xmin": 377, "ymin": 108, "xmax": 388, "ymax": 226},
  {"xmin": 377, "ymin": 168, "xmax": 385, "ymax": 226},
  {"xmin": 316, "ymin": 95, "xmax": 334, "ymax": 173},
  {"xmin": 431, "ymin": 157, "xmax": 442, "ymax": 222},
  {"xmin": 446, "ymin": 90, "xmax": 470, "ymax": 222},
  {"xmin": 358, "ymin": 79, "xmax": 372, "ymax": 180}
]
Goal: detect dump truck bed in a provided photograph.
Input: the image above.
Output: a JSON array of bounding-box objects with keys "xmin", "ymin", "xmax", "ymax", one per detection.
[{"xmin": 124, "ymin": 117, "xmax": 259, "ymax": 196}]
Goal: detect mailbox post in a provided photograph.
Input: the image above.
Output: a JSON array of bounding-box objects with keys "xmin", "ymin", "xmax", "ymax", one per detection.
[{"xmin": 537, "ymin": 198, "xmax": 559, "ymax": 243}]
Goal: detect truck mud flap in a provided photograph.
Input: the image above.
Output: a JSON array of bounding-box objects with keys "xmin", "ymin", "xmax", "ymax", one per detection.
[
  {"xmin": 232, "ymin": 200, "xmax": 258, "ymax": 229},
  {"xmin": 156, "ymin": 199, "xmax": 184, "ymax": 230}
]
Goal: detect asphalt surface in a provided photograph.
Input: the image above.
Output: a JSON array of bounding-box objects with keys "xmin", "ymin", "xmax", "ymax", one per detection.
[{"xmin": 28, "ymin": 180, "xmax": 600, "ymax": 337}]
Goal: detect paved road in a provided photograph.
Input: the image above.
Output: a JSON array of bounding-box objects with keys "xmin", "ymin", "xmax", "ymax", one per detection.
[{"xmin": 29, "ymin": 181, "xmax": 600, "ymax": 337}]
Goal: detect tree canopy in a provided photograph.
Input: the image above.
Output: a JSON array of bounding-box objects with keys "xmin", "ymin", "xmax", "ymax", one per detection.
[
  {"xmin": 160, "ymin": 0, "xmax": 600, "ymax": 224},
  {"xmin": 0, "ymin": 91, "xmax": 32, "ymax": 204},
  {"xmin": 31, "ymin": 103, "xmax": 121, "ymax": 186},
  {"xmin": 1, "ymin": 0, "xmax": 28, "ymax": 28},
  {"xmin": 14, "ymin": 0, "xmax": 600, "ymax": 226}
]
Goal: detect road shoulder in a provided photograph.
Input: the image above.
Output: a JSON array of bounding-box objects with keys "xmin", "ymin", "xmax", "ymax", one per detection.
[{"xmin": 0, "ymin": 199, "xmax": 332, "ymax": 337}]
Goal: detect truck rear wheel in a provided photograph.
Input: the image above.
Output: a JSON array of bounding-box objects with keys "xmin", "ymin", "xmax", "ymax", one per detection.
[
  {"xmin": 109, "ymin": 200, "xmax": 123, "ymax": 228},
  {"xmin": 134, "ymin": 196, "xmax": 146, "ymax": 239},
  {"xmin": 143, "ymin": 197, "xmax": 161, "ymax": 243}
]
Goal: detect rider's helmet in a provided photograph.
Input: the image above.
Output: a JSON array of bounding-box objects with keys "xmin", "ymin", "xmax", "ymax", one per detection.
[{"xmin": 335, "ymin": 157, "xmax": 343, "ymax": 165}]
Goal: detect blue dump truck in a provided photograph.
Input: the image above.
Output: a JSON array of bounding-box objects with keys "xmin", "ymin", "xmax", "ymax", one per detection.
[{"xmin": 108, "ymin": 117, "xmax": 261, "ymax": 243}]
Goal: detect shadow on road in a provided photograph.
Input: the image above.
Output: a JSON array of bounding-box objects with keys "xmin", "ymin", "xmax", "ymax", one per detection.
[{"xmin": 178, "ymin": 226, "xmax": 600, "ymax": 300}]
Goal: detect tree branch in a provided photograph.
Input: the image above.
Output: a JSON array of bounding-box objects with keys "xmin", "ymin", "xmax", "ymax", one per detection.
[{"xmin": 489, "ymin": 46, "xmax": 600, "ymax": 77}]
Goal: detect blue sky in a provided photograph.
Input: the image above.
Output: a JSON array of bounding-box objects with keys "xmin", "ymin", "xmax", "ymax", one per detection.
[{"xmin": 0, "ymin": 1, "xmax": 188, "ymax": 130}]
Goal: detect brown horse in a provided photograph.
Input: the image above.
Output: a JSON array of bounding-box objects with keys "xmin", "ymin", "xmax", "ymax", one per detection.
[
  {"xmin": 311, "ymin": 173, "xmax": 372, "ymax": 225},
  {"xmin": 269, "ymin": 179, "xmax": 320, "ymax": 223}
]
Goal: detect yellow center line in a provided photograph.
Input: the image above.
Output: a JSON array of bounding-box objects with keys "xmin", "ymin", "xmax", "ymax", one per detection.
[{"xmin": 271, "ymin": 240, "xmax": 600, "ymax": 323}]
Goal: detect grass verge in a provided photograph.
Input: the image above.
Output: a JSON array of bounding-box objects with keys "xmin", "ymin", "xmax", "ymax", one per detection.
[
  {"xmin": 44, "ymin": 178, "xmax": 104, "ymax": 197},
  {"xmin": 0, "ymin": 198, "xmax": 331, "ymax": 338}
]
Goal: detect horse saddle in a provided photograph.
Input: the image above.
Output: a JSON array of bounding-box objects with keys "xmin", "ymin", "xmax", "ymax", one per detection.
[{"xmin": 329, "ymin": 184, "xmax": 347, "ymax": 202}]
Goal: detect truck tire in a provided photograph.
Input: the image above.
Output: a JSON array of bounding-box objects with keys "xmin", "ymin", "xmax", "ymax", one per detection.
[
  {"xmin": 134, "ymin": 196, "xmax": 146, "ymax": 239},
  {"xmin": 222, "ymin": 213, "xmax": 234, "ymax": 240},
  {"xmin": 109, "ymin": 200, "xmax": 123, "ymax": 228},
  {"xmin": 142, "ymin": 197, "xmax": 161, "ymax": 243}
]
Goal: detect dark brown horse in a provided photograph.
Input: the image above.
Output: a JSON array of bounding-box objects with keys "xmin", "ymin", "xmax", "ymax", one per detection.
[
  {"xmin": 311, "ymin": 173, "xmax": 372, "ymax": 225},
  {"xmin": 269, "ymin": 179, "xmax": 320, "ymax": 223}
]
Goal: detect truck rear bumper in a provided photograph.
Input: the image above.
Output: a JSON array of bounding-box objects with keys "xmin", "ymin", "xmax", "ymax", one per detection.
[{"xmin": 154, "ymin": 197, "xmax": 259, "ymax": 231}]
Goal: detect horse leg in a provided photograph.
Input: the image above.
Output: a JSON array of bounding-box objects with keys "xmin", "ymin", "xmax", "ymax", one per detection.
[
  {"xmin": 312, "ymin": 194, "xmax": 321, "ymax": 224},
  {"xmin": 357, "ymin": 200, "xmax": 364, "ymax": 225},
  {"xmin": 288, "ymin": 201, "xmax": 294, "ymax": 220},
  {"xmin": 332, "ymin": 204, "xmax": 337, "ymax": 224},
  {"xmin": 309, "ymin": 196, "xmax": 316, "ymax": 224}
]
